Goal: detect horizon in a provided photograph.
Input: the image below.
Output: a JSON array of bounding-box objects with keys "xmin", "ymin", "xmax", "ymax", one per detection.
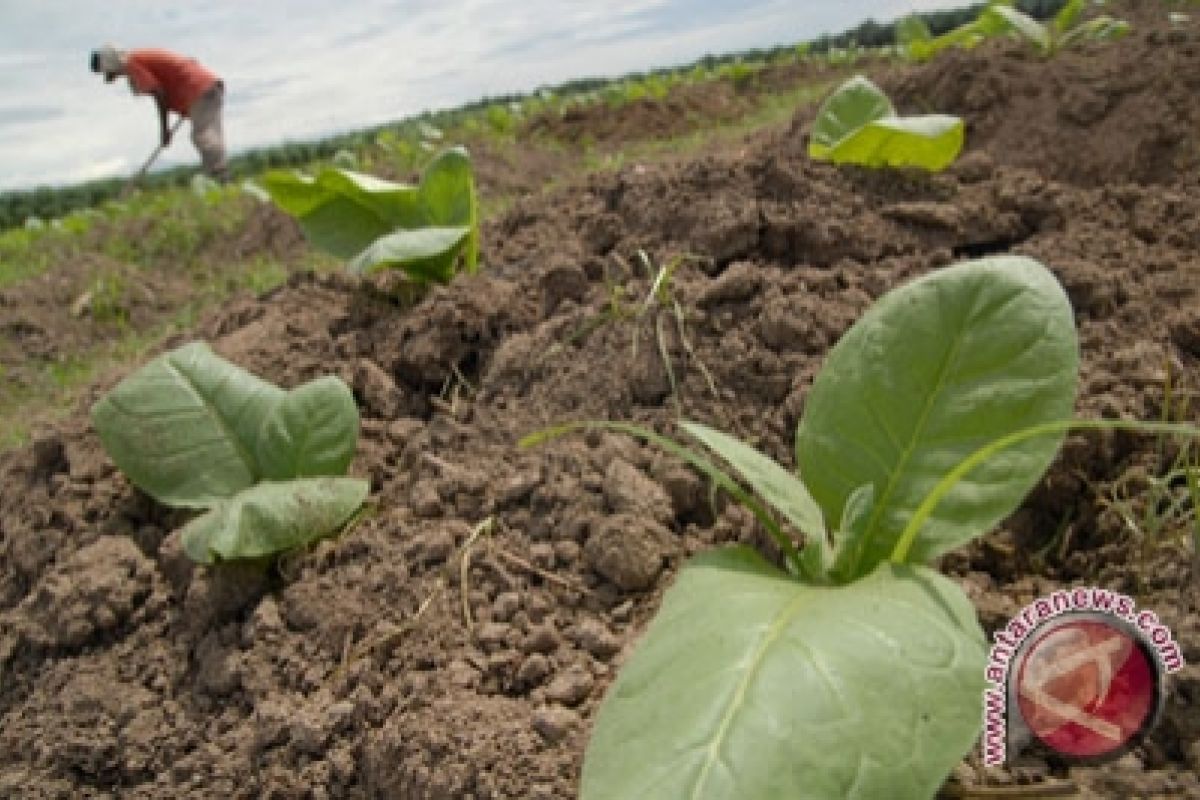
[{"xmin": 0, "ymin": 1, "xmax": 961, "ymax": 193}]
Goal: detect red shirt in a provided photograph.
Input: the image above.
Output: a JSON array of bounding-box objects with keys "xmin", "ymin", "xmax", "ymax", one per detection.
[{"xmin": 125, "ymin": 49, "xmax": 218, "ymax": 116}]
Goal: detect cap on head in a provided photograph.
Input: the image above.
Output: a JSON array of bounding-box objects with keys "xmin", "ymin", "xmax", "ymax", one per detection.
[{"xmin": 90, "ymin": 44, "xmax": 124, "ymax": 83}]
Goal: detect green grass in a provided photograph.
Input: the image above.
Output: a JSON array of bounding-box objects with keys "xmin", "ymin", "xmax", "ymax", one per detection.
[
  {"xmin": 0, "ymin": 224, "xmax": 77, "ymax": 289},
  {"xmin": 579, "ymin": 80, "xmax": 837, "ymax": 175},
  {"xmin": 0, "ymin": 252, "xmax": 323, "ymax": 450}
]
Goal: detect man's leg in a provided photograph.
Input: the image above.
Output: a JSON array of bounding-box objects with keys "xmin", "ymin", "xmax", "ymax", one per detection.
[{"xmin": 190, "ymin": 83, "xmax": 228, "ymax": 181}]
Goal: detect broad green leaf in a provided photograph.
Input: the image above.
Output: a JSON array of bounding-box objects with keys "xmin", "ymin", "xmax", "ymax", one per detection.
[
  {"xmin": 318, "ymin": 168, "xmax": 425, "ymax": 230},
  {"xmin": 810, "ymin": 76, "xmax": 964, "ymax": 171},
  {"xmin": 261, "ymin": 147, "xmax": 478, "ymax": 281},
  {"xmin": 260, "ymin": 169, "xmax": 416, "ymax": 259},
  {"xmin": 256, "ymin": 376, "xmax": 360, "ymax": 480},
  {"xmin": 679, "ymin": 420, "xmax": 825, "ymax": 542},
  {"xmin": 181, "ymin": 477, "xmax": 369, "ymax": 563},
  {"xmin": 809, "ymin": 76, "xmax": 894, "ymax": 159},
  {"xmin": 91, "ymin": 342, "xmax": 284, "ymax": 508},
  {"xmin": 827, "ymin": 114, "xmax": 964, "ymax": 172},
  {"xmin": 796, "ymin": 256, "xmax": 1078, "ymax": 580},
  {"xmin": 348, "ymin": 225, "xmax": 472, "ymax": 280},
  {"xmin": 580, "ymin": 547, "xmax": 986, "ymax": 800}
]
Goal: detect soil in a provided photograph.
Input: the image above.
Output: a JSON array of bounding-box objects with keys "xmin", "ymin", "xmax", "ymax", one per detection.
[{"xmin": 3, "ymin": 4, "xmax": 1200, "ymax": 797}]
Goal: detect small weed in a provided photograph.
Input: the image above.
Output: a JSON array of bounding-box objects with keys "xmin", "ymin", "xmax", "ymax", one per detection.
[
  {"xmin": 0, "ymin": 226, "xmax": 63, "ymax": 288},
  {"xmin": 630, "ymin": 249, "xmax": 718, "ymax": 413},
  {"xmin": 231, "ymin": 257, "xmax": 290, "ymax": 296},
  {"xmin": 485, "ymin": 104, "xmax": 517, "ymax": 136},
  {"xmin": 545, "ymin": 264, "xmax": 634, "ymax": 356},
  {"xmin": 87, "ymin": 270, "xmax": 130, "ymax": 327},
  {"xmin": 1099, "ymin": 365, "xmax": 1200, "ymax": 580}
]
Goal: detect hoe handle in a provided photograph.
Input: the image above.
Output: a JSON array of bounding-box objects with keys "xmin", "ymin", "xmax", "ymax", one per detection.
[{"xmin": 122, "ymin": 116, "xmax": 186, "ymax": 197}]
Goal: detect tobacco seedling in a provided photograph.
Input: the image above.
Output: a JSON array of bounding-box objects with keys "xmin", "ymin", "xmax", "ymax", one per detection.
[
  {"xmin": 976, "ymin": 0, "xmax": 1130, "ymax": 56},
  {"xmin": 896, "ymin": 14, "xmax": 989, "ymax": 63},
  {"xmin": 898, "ymin": 0, "xmax": 1129, "ymax": 62},
  {"xmin": 808, "ymin": 75, "xmax": 964, "ymax": 171},
  {"xmin": 527, "ymin": 255, "xmax": 1200, "ymax": 799},
  {"xmin": 92, "ymin": 342, "xmax": 368, "ymax": 563},
  {"xmin": 262, "ymin": 146, "xmax": 479, "ymax": 284}
]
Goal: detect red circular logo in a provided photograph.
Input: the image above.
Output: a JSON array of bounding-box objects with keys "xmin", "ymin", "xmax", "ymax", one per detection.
[{"xmin": 1013, "ymin": 615, "xmax": 1160, "ymax": 760}]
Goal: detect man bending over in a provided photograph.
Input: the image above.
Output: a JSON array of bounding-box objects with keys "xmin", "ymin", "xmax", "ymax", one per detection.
[{"xmin": 91, "ymin": 45, "xmax": 228, "ymax": 181}]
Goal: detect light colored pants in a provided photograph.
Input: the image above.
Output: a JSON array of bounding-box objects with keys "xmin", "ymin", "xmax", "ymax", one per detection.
[{"xmin": 190, "ymin": 82, "xmax": 227, "ymax": 178}]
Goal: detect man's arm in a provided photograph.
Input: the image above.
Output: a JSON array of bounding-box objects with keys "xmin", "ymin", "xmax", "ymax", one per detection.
[{"xmin": 153, "ymin": 92, "xmax": 172, "ymax": 146}]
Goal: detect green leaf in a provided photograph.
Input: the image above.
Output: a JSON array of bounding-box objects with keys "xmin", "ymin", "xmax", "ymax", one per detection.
[
  {"xmin": 679, "ymin": 420, "xmax": 825, "ymax": 544},
  {"xmin": 978, "ymin": 6, "xmax": 1050, "ymax": 51},
  {"xmin": 896, "ymin": 15, "xmax": 932, "ymax": 60},
  {"xmin": 417, "ymin": 147, "xmax": 479, "ymax": 274},
  {"xmin": 827, "ymin": 114, "xmax": 964, "ymax": 172},
  {"xmin": 261, "ymin": 146, "xmax": 478, "ymax": 281},
  {"xmin": 580, "ymin": 547, "xmax": 986, "ymax": 800},
  {"xmin": 809, "ymin": 76, "xmax": 894, "ymax": 158},
  {"xmin": 260, "ymin": 168, "xmax": 416, "ymax": 260},
  {"xmin": 91, "ymin": 342, "xmax": 284, "ymax": 508},
  {"xmin": 809, "ymin": 76, "xmax": 964, "ymax": 171},
  {"xmin": 181, "ymin": 477, "xmax": 369, "ymax": 563},
  {"xmin": 901, "ymin": 19, "xmax": 988, "ymax": 62},
  {"xmin": 1052, "ymin": 0, "xmax": 1086, "ymax": 35},
  {"xmin": 348, "ymin": 225, "xmax": 472, "ymax": 280},
  {"xmin": 256, "ymin": 376, "xmax": 360, "ymax": 480},
  {"xmin": 896, "ymin": 14, "xmax": 931, "ymax": 46},
  {"xmin": 795, "ymin": 256, "xmax": 1078, "ymax": 580}
]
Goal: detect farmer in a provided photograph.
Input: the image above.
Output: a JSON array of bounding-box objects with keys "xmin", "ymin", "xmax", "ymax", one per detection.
[{"xmin": 90, "ymin": 45, "xmax": 228, "ymax": 180}]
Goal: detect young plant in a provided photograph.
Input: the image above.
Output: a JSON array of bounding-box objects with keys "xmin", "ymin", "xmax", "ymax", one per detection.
[
  {"xmin": 261, "ymin": 146, "xmax": 478, "ymax": 284},
  {"xmin": 526, "ymin": 256, "xmax": 1079, "ymax": 797},
  {"xmin": 1101, "ymin": 366, "xmax": 1200, "ymax": 574},
  {"xmin": 92, "ymin": 341, "xmax": 368, "ymax": 563},
  {"xmin": 898, "ymin": 1, "xmax": 1129, "ymax": 62},
  {"xmin": 631, "ymin": 250, "xmax": 718, "ymax": 414},
  {"xmin": 528, "ymin": 255, "xmax": 1200, "ymax": 798},
  {"xmin": 808, "ymin": 75, "xmax": 964, "ymax": 171},
  {"xmin": 896, "ymin": 13, "xmax": 990, "ymax": 62},
  {"xmin": 976, "ymin": 0, "xmax": 1130, "ymax": 56}
]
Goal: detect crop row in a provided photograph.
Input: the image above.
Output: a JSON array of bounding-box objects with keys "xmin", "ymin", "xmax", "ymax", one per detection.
[{"xmin": 0, "ymin": 0, "xmax": 1067, "ymax": 231}]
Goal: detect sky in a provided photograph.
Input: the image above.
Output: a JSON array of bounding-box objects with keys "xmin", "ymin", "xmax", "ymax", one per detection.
[{"xmin": 0, "ymin": 1, "xmax": 963, "ymax": 191}]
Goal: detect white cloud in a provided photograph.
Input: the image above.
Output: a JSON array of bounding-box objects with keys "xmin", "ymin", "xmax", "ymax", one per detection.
[{"xmin": 69, "ymin": 156, "xmax": 131, "ymax": 183}]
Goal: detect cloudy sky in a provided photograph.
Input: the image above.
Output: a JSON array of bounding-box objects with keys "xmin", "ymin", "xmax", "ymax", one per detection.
[{"xmin": 0, "ymin": 1, "xmax": 961, "ymax": 191}]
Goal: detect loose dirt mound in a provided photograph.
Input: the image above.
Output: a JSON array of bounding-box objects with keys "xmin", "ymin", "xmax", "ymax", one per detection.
[
  {"xmin": 521, "ymin": 59, "xmax": 852, "ymax": 147},
  {"xmin": 3, "ymin": 4, "xmax": 1200, "ymax": 797},
  {"xmin": 886, "ymin": 8, "xmax": 1200, "ymax": 188}
]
